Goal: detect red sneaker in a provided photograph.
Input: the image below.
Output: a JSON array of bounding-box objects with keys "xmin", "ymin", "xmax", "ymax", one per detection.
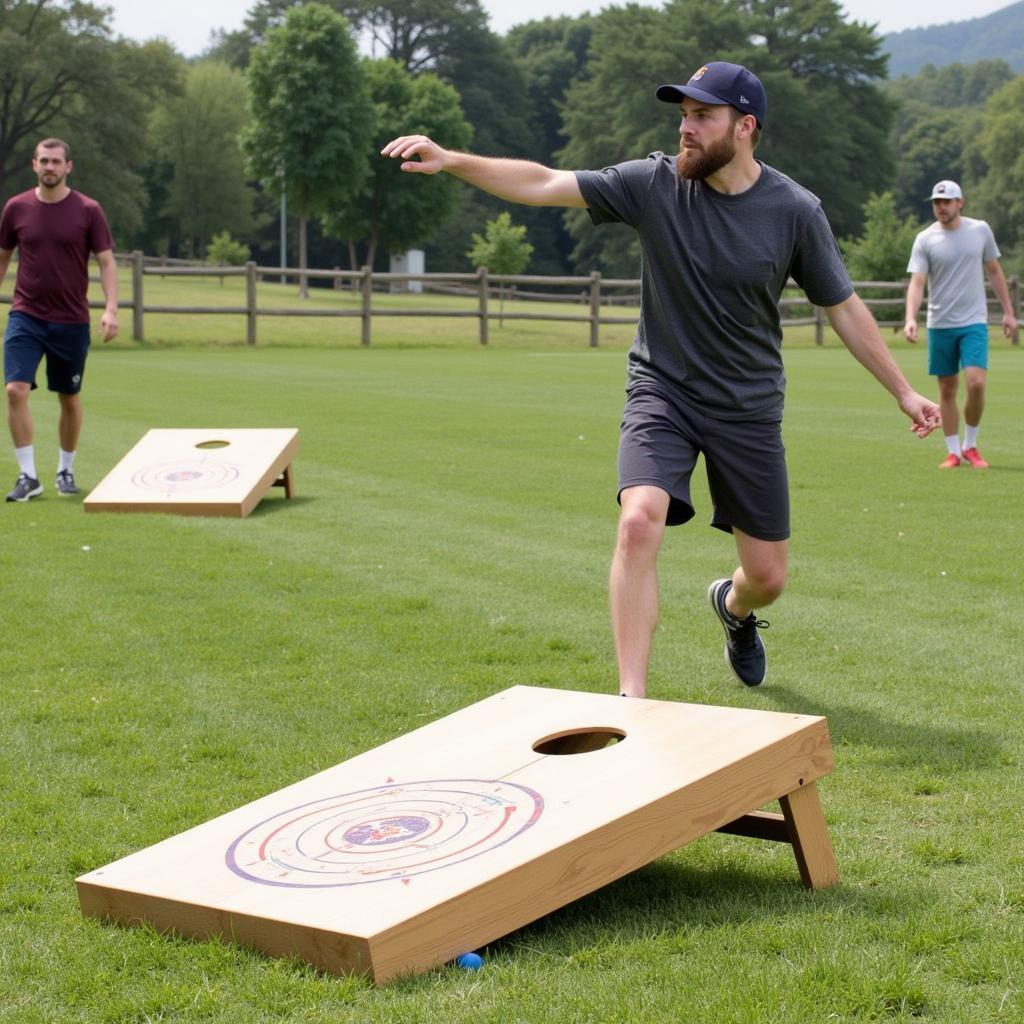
[
  {"xmin": 961, "ymin": 447, "xmax": 989, "ymax": 469},
  {"xmin": 938, "ymin": 453, "xmax": 961, "ymax": 469}
]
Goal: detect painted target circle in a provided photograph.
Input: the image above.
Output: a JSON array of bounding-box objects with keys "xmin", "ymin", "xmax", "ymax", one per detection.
[
  {"xmin": 131, "ymin": 460, "xmax": 240, "ymax": 493},
  {"xmin": 225, "ymin": 779, "xmax": 544, "ymax": 888}
]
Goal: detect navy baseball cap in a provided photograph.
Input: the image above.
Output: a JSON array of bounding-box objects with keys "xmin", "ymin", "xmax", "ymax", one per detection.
[{"xmin": 657, "ymin": 62, "xmax": 767, "ymax": 128}]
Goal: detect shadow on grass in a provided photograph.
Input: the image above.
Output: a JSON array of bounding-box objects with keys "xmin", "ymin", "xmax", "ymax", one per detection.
[
  {"xmin": 248, "ymin": 494, "xmax": 316, "ymax": 517},
  {"xmin": 762, "ymin": 686, "xmax": 1004, "ymax": 769},
  {"xmin": 480, "ymin": 856, "xmax": 871, "ymax": 961}
]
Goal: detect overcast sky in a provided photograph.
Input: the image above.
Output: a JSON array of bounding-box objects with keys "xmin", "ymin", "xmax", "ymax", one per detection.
[{"xmin": 101, "ymin": 0, "xmax": 1014, "ymax": 58}]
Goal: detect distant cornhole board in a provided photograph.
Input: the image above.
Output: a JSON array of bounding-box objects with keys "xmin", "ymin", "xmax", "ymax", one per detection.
[
  {"xmin": 83, "ymin": 428, "xmax": 299, "ymax": 517},
  {"xmin": 76, "ymin": 686, "xmax": 838, "ymax": 983}
]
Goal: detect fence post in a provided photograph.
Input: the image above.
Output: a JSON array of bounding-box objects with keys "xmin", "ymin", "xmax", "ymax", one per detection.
[
  {"xmin": 478, "ymin": 266, "xmax": 489, "ymax": 346},
  {"xmin": 589, "ymin": 271, "xmax": 602, "ymax": 348},
  {"xmin": 333, "ymin": 266, "xmax": 342, "ymax": 291},
  {"xmin": 246, "ymin": 261, "xmax": 257, "ymax": 346},
  {"xmin": 131, "ymin": 250, "xmax": 144, "ymax": 341},
  {"xmin": 361, "ymin": 265, "xmax": 372, "ymax": 346},
  {"xmin": 814, "ymin": 304, "xmax": 825, "ymax": 347},
  {"xmin": 1010, "ymin": 275, "xmax": 1020, "ymax": 346}
]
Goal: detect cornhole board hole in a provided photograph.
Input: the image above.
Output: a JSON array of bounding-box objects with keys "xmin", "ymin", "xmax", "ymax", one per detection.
[
  {"xmin": 83, "ymin": 428, "xmax": 299, "ymax": 517},
  {"xmin": 76, "ymin": 685, "xmax": 838, "ymax": 983}
]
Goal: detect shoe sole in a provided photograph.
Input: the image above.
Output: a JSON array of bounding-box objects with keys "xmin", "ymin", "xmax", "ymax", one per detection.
[
  {"xmin": 721, "ymin": 645, "xmax": 766, "ymax": 687},
  {"xmin": 707, "ymin": 579, "xmax": 766, "ymax": 688},
  {"xmin": 6, "ymin": 487, "xmax": 43, "ymax": 502}
]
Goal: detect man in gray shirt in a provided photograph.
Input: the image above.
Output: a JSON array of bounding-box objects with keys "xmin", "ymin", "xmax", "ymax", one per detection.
[
  {"xmin": 383, "ymin": 61, "xmax": 939, "ymax": 697},
  {"xmin": 904, "ymin": 180, "xmax": 1015, "ymax": 469}
]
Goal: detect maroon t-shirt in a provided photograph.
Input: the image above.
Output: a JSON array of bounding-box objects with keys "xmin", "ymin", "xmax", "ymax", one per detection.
[{"xmin": 0, "ymin": 188, "xmax": 114, "ymax": 324}]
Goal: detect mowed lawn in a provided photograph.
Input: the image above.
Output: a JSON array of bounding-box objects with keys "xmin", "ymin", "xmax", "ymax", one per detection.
[{"xmin": 0, "ymin": 332, "xmax": 1022, "ymax": 1023}]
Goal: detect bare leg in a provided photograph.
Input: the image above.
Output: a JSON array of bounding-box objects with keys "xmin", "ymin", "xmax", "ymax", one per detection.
[
  {"xmin": 610, "ymin": 486, "xmax": 670, "ymax": 698},
  {"xmin": 962, "ymin": 366, "xmax": 986, "ymax": 428},
  {"xmin": 57, "ymin": 392, "xmax": 83, "ymax": 453},
  {"xmin": 726, "ymin": 528, "xmax": 789, "ymax": 620},
  {"xmin": 5, "ymin": 382, "xmax": 33, "ymax": 448},
  {"xmin": 937, "ymin": 374, "xmax": 960, "ymax": 439}
]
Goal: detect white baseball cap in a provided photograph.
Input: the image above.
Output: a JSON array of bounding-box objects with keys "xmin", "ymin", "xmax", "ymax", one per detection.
[{"xmin": 929, "ymin": 180, "xmax": 963, "ymax": 200}]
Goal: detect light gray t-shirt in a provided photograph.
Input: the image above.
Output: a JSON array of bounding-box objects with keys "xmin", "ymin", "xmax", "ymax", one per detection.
[
  {"xmin": 575, "ymin": 154, "xmax": 853, "ymax": 421},
  {"xmin": 906, "ymin": 217, "xmax": 999, "ymax": 328}
]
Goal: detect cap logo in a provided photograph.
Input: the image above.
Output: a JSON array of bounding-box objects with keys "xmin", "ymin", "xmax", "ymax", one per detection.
[
  {"xmin": 937, "ymin": 184, "xmax": 946, "ymax": 193},
  {"xmin": 739, "ymin": 94, "xmax": 749, "ymax": 104},
  {"xmin": 690, "ymin": 66, "xmax": 708, "ymax": 82}
]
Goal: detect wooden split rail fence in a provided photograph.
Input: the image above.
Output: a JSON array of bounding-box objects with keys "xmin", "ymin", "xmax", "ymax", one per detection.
[{"xmin": 3, "ymin": 250, "xmax": 1020, "ymax": 348}]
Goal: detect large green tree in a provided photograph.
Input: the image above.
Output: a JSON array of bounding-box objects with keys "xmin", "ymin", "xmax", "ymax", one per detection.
[
  {"xmin": 214, "ymin": 0, "xmax": 540, "ymax": 271},
  {"xmin": 969, "ymin": 75, "xmax": 1024, "ymax": 257},
  {"xmin": 52, "ymin": 38, "xmax": 182, "ymax": 244},
  {"xmin": 559, "ymin": 1, "xmax": 746, "ymax": 276},
  {"xmin": 358, "ymin": 0, "xmax": 487, "ymax": 72},
  {"xmin": 206, "ymin": 0, "xmax": 360, "ymax": 68},
  {"xmin": 242, "ymin": 3, "xmax": 374, "ymax": 296},
  {"xmin": 559, "ymin": 0, "xmax": 893, "ymax": 275},
  {"xmin": 0, "ymin": 2, "xmax": 181, "ymax": 242},
  {"xmin": 736, "ymin": 0, "xmax": 894, "ymax": 238},
  {"xmin": 492, "ymin": 16, "xmax": 596, "ymax": 274},
  {"xmin": 322, "ymin": 59, "xmax": 471, "ymax": 270},
  {"xmin": 150, "ymin": 62, "xmax": 256, "ymax": 258},
  {"xmin": 885, "ymin": 60, "xmax": 1013, "ymax": 220},
  {"xmin": 507, "ymin": 16, "xmax": 594, "ymax": 166},
  {"xmin": 0, "ymin": 0, "xmax": 109, "ymax": 200}
]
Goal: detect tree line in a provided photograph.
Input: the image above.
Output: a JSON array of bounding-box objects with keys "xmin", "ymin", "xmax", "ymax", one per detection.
[{"xmin": 2, "ymin": 0, "xmax": 1022, "ymax": 282}]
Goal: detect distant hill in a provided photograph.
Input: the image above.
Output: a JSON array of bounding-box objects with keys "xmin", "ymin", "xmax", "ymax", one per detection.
[{"xmin": 883, "ymin": 1, "xmax": 1024, "ymax": 77}]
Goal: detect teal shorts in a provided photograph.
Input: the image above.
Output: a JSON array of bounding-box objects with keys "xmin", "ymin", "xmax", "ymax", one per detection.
[{"xmin": 927, "ymin": 323, "xmax": 988, "ymax": 377}]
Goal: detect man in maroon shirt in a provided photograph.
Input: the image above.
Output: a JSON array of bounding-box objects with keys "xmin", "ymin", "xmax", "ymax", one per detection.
[{"xmin": 0, "ymin": 138, "xmax": 119, "ymax": 501}]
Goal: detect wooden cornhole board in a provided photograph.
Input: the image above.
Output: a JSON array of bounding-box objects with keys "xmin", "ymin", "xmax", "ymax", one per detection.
[
  {"xmin": 83, "ymin": 428, "xmax": 299, "ymax": 517},
  {"xmin": 76, "ymin": 686, "xmax": 838, "ymax": 983}
]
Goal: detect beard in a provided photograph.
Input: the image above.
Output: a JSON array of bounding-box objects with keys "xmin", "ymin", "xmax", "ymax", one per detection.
[{"xmin": 677, "ymin": 133, "xmax": 736, "ymax": 181}]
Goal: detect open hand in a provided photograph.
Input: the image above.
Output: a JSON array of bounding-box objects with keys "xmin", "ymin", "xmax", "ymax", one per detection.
[{"xmin": 380, "ymin": 135, "xmax": 449, "ymax": 175}]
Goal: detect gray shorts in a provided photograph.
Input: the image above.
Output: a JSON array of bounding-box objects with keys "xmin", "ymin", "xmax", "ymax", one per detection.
[{"xmin": 617, "ymin": 385, "xmax": 790, "ymax": 540}]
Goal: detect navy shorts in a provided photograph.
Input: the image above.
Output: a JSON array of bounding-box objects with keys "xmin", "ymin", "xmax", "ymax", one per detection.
[
  {"xmin": 618, "ymin": 384, "xmax": 790, "ymax": 541},
  {"xmin": 3, "ymin": 310, "xmax": 91, "ymax": 394}
]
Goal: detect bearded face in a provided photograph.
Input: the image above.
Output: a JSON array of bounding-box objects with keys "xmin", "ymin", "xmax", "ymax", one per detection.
[{"xmin": 677, "ymin": 130, "xmax": 737, "ymax": 181}]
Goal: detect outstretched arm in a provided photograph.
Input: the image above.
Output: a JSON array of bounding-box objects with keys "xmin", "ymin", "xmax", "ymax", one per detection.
[
  {"xmin": 984, "ymin": 258, "xmax": 1017, "ymax": 338},
  {"xmin": 826, "ymin": 292, "xmax": 941, "ymax": 437},
  {"xmin": 381, "ymin": 135, "xmax": 588, "ymax": 208}
]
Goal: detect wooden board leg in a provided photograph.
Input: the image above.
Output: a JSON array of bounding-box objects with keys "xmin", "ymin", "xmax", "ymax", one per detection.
[
  {"xmin": 779, "ymin": 782, "xmax": 839, "ymax": 890},
  {"xmin": 272, "ymin": 465, "xmax": 294, "ymax": 499}
]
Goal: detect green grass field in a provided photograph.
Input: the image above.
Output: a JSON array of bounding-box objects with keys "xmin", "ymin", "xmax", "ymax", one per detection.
[{"xmin": 1, "ymin": 291, "xmax": 1022, "ymax": 1022}]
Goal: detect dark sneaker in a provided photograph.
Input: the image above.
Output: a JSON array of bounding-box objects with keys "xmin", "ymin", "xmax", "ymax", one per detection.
[
  {"xmin": 56, "ymin": 469, "xmax": 80, "ymax": 495},
  {"xmin": 708, "ymin": 578, "xmax": 769, "ymax": 687},
  {"xmin": 6, "ymin": 473, "xmax": 43, "ymax": 502}
]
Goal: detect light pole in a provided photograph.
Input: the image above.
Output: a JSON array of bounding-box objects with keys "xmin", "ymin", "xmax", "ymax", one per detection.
[{"xmin": 279, "ymin": 165, "xmax": 287, "ymax": 285}]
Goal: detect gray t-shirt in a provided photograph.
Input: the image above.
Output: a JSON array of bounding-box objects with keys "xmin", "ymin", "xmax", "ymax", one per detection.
[
  {"xmin": 576, "ymin": 154, "xmax": 853, "ymax": 421},
  {"xmin": 906, "ymin": 217, "xmax": 999, "ymax": 329}
]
